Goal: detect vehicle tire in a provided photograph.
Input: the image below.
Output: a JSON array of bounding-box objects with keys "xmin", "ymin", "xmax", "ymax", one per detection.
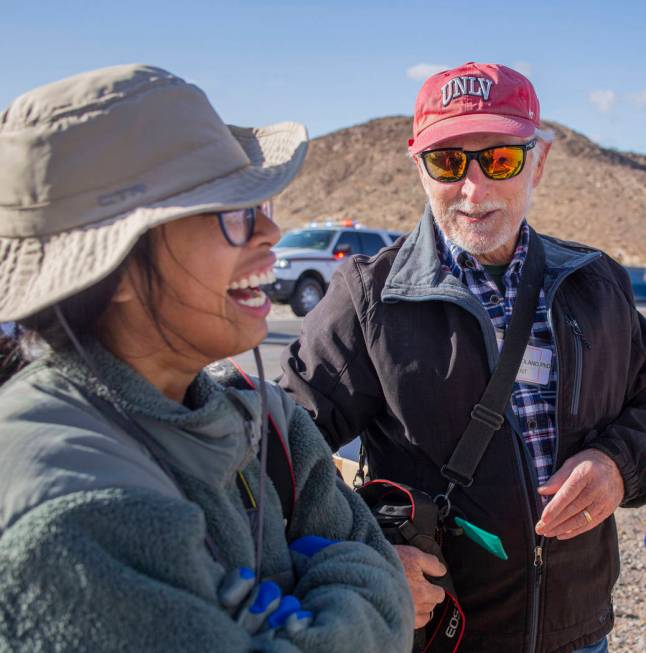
[{"xmin": 289, "ymin": 278, "xmax": 324, "ymax": 316}]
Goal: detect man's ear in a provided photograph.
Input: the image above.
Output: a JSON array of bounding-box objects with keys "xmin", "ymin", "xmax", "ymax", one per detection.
[
  {"xmin": 413, "ymin": 154, "xmax": 425, "ymax": 178},
  {"xmin": 413, "ymin": 155, "xmax": 433, "ymax": 196},
  {"xmin": 532, "ymin": 141, "xmax": 552, "ymax": 187}
]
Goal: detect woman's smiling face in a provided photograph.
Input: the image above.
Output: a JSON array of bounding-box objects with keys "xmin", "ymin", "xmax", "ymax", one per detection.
[{"xmin": 108, "ymin": 207, "xmax": 280, "ymax": 367}]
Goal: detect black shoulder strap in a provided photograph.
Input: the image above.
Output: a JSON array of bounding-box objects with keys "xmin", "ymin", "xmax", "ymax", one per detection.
[
  {"xmin": 441, "ymin": 229, "xmax": 546, "ymax": 489},
  {"xmin": 215, "ymin": 359, "xmax": 296, "ymax": 525}
]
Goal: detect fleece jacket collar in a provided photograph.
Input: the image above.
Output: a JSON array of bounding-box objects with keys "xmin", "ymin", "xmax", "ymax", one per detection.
[{"xmin": 50, "ymin": 341, "xmax": 262, "ymax": 486}]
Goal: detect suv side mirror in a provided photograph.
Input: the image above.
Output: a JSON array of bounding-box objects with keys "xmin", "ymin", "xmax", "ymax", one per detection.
[{"xmin": 334, "ymin": 243, "xmax": 352, "ymax": 255}]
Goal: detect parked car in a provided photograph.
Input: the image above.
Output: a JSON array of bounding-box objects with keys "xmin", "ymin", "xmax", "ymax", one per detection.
[
  {"xmin": 625, "ymin": 266, "xmax": 646, "ymax": 303},
  {"xmin": 264, "ymin": 220, "xmax": 403, "ymax": 316}
]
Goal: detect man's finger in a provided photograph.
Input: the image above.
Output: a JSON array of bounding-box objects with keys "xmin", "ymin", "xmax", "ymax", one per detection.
[
  {"xmin": 540, "ymin": 505, "xmax": 600, "ymax": 537},
  {"xmin": 395, "ymin": 545, "xmax": 447, "ymax": 629},
  {"xmin": 414, "ymin": 583, "xmax": 446, "ymax": 628},
  {"xmin": 395, "ymin": 545, "xmax": 447, "ymax": 578},
  {"xmin": 537, "ymin": 487, "xmax": 595, "ymax": 534},
  {"xmin": 537, "ymin": 469, "xmax": 587, "ymax": 528},
  {"xmin": 417, "ymin": 582, "xmax": 446, "ymax": 608},
  {"xmin": 554, "ymin": 514, "xmax": 606, "ymax": 540},
  {"xmin": 556, "ymin": 521, "xmax": 597, "ymax": 541},
  {"xmin": 415, "ymin": 612, "xmax": 431, "ymax": 630},
  {"xmin": 537, "ymin": 462, "xmax": 574, "ymax": 496},
  {"xmin": 415, "ymin": 550, "xmax": 447, "ymax": 578}
]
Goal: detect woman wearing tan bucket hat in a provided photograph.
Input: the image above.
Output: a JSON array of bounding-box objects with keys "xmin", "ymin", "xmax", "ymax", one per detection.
[{"xmin": 0, "ymin": 64, "xmax": 413, "ymax": 652}]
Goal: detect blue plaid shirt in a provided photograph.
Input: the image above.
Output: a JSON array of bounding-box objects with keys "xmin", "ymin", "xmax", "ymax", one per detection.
[{"xmin": 435, "ymin": 221, "xmax": 557, "ymax": 489}]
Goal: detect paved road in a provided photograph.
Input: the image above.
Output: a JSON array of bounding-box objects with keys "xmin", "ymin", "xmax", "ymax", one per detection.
[{"xmin": 231, "ymin": 318, "xmax": 302, "ymax": 381}]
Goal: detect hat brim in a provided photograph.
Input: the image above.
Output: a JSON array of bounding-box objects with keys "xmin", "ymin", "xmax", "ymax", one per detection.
[
  {"xmin": 409, "ymin": 113, "xmax": 536, "ymax": 154},
  {"xmin": 0, "ymin": 121, "xmax": 308, "ymax": 322}
]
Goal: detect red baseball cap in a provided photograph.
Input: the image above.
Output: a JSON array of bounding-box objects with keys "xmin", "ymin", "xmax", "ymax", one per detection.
[{"xmin": 408, "ymin": 62, "xmax": 540, "ymax": 154}]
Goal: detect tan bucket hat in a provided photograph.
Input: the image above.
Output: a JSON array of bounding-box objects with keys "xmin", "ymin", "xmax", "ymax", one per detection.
[{"xmin": 0, "ymin": 64, "xmax": 308, "ymax": 322}]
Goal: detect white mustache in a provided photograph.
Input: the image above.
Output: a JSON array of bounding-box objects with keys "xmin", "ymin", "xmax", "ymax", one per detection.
[{"xmin": 447, "ymin": 200, "xmax": 505, "ymax": 218}]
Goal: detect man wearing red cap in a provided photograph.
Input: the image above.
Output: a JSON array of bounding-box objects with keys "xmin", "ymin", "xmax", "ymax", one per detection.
[{"xmin": 281, "ymin": 63, "xmax": 645, "ymax": 653}]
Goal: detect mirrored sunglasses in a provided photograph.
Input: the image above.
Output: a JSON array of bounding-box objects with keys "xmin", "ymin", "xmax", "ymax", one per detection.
[{"xmin": 421, "ymin": 139, "xmax": 537, "ymax": 182}]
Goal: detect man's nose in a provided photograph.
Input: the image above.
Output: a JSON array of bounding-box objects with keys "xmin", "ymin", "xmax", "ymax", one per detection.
[{"xmin": 459, "ymin": 158, "xmax": 491, "ymax": 203}]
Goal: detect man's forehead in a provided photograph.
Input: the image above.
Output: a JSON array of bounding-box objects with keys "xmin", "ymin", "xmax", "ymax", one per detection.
[{"xmin": 432, "ymin": 133, "xmax": 531, "ymax": 150}]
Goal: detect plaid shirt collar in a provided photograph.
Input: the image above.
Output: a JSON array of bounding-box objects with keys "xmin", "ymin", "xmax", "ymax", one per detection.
[{"xmin": 435, "ymin": 220, "xmax": 530, "ymax": 282}]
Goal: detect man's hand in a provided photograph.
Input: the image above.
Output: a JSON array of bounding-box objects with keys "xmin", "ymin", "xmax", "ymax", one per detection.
[
  {"xmin": 535, "ymin": 449, "xmax": 624, "ymax": 540},
  {"xmin": 394, "ymin": 545, "xmax": 446, "ymax": 628}
]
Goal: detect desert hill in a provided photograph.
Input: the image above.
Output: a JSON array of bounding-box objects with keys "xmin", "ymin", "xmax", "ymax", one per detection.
[{"xmin": 275, "ymin": 117, "xmax": 646, "ymax": 265}]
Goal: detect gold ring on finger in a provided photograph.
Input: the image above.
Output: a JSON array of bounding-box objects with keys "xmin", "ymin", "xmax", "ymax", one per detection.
[{"xmin": 582, "ymin": 509, "xmax": 593, "ymax": 524}]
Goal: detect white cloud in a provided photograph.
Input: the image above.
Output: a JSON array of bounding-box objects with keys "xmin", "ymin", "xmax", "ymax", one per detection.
[
  {"xmin": 406, "ymin": 63, "xmax": 449, "ymax": 81},
  {"xmin": 630, "ymin": 90, "xmax": 646, "ymax": 109},
  {"xmin": 588, "ymin": 89, "xmax": 616, "ymax": 113},
  {"xmin": 512, "ymin": 61, "xmax": 533, "ymax": 78}
]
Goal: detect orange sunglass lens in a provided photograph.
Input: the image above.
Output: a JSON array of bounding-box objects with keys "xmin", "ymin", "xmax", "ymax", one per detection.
[
  {"xmin": 480, "ymin": 146, "xmax": 524, "ymax": 179},
  {"xmin": 424, "ymin": 150, "xmax": 468, "ymax": 181}
]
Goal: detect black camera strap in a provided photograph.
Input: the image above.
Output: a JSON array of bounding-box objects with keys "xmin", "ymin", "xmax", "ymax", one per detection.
[{"xmin": 439, "ymin": 228, "xmax": 546, "ymax": 495}]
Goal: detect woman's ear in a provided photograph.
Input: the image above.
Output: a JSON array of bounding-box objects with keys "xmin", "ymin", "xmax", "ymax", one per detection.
[{"xmin": 110, "ymin": 267, "xmax": 137, "ymax": 304}]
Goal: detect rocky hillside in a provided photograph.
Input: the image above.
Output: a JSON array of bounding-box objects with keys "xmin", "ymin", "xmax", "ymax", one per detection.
[{"xmin": 275, "ymin": 117, "xmax": 646, "ymax": 264}]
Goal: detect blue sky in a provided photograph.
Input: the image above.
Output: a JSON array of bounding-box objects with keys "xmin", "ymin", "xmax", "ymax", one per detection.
[{"xmin": 2, "ymin": 0, "xmax": 645, "ymax": 152}]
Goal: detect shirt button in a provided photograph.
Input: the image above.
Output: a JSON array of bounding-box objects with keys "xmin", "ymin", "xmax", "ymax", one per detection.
[
  {"xmin": 490, "ymin": 293, "xmax": 502, "ymax": 305},
  {"xmin": 527, "ymin": 419, "xmax": 538, "ymax": 431}
]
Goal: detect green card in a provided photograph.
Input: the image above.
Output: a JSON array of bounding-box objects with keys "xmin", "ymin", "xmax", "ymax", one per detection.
[{"xmin": 454, "ymin": 516, "xmax": 509, "ymax": 561}]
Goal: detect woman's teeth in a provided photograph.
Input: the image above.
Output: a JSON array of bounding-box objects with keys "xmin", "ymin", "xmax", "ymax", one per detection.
[
  {"xmin": 227, "ymin": 269, "xmax": 274, "ymax": 308},
  {"xmin": 228, "ymin": 269, "xmax": 276, "ymax": 291},
  {"xmin": 235, "ymin": 289, "xmax": 268, "ymax": 308}
]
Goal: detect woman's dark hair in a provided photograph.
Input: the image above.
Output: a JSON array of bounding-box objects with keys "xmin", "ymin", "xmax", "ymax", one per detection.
[
  {"xmin": 19, "ymin": 231, "xmax": 160, "ymax": 350},
  {"xmin": 0, "ymin": 232, "xmax": 160, "ymax": 386},
  {"xmin": 0, "ymin": 328, "xmax": 27, "ymax": 386},
  {"xmin": 1, "ymin": 219, "xmax": 239, "ymax": 387}
]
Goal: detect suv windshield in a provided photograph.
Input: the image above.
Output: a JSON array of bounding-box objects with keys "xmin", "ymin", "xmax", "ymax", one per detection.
[{"xmin": 276, "ymin": 229, "xmax": 335, "ymax": 250}]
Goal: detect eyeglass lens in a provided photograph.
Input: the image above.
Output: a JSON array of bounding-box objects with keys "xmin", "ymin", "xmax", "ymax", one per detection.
[
  {"xmin": 423, "ymin": 145, "xmax": 527, "ymax": 182},
  {"xmin": 425, "ymin": 150, "xmax": 468, "ymax": 181},
  {"xmin": 219, "ymin": 208, "xmax": 255, "ymax": 245},
  {"xmin": 480, "ymin": 147, "xmax": 525, "ymax": 179}
]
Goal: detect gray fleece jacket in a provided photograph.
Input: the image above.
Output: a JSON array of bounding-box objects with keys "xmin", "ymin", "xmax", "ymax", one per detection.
[{"xmin": 0, "ymin": 343, "xmax": 413, "ymax": 652}]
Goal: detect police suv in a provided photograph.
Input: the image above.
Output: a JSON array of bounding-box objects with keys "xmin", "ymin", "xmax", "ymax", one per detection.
[{"xmin": 264, "ymin": 221, "xmax": 402, "ymax": 316}]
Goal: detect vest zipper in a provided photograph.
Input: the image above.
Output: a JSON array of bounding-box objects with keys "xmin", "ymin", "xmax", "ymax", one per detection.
[
  {"xmin": 564, "ymin": 314, "xmax": 590, "ymax": 416},
  {"xmin": 510, "ymin": 426, "xmax": 546, "ymax": 653},
  {"xmin": 531, "ymin": 536, "xmax": 546, "ymax": 649}
]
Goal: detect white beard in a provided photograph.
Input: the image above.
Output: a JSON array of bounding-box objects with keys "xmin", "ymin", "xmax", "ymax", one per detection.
[
  {"xmin": 429, "ymin": 189, "xmax": 534, "ymax": 258},
  {"xmin": 441, "ymin": 200, "xmax": 513, "ymax": 255}
]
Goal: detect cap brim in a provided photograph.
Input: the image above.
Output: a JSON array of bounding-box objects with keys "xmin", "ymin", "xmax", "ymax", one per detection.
[
  {"xmin": 409, "ymin": 113, "xmax": 536, "ymax": 154},
  {"xmin": 0, "ymin": 121, "xmax": 308, "ymax": 322}
]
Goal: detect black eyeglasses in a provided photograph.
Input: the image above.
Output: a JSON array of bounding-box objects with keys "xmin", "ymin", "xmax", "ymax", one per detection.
[
  {"xmin": 215, "ymin": 207, "xmax": 256, "ymax": 246},
  {"xmin": 420, "ymin": 139, "xmax": 537, "ymax": 182}
]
